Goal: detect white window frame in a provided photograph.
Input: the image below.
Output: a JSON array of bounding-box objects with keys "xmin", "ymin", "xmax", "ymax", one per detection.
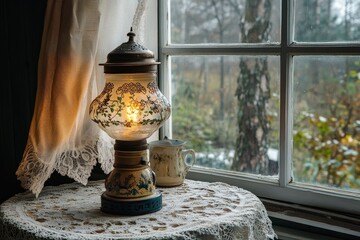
[{"xmin": 158, "ymin": 0, "xmax": 360, "ymax": 215}]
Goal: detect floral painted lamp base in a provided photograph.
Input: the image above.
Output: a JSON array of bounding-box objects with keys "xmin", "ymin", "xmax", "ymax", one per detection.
[{"xmin": 101, "ymin": 140, "xmax": 162, "ymax": 215}]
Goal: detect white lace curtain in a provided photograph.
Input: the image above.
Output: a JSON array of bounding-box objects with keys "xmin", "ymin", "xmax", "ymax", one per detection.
[{"xmin": 16, "ymin": 0, "xmax": 151, "ymax": 197}]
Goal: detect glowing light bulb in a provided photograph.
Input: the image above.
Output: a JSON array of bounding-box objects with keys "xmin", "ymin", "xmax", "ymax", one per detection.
[{"xmin": 127, "ymin": 105, "xmax": 139, "ymax": 123}]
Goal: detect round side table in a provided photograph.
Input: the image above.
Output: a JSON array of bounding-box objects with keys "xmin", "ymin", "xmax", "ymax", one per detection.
[{"xmin": 0, "ymin": 180, "xmax": 277, "ymax": 240}]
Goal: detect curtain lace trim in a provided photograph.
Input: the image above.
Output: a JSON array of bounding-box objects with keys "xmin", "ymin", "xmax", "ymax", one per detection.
[
  {"xmin": 16, "ymin": 142, "xmax": 55, "ymax": 198},
  {"xmin": 16, "ymin": 134, "xmax": 114, "ymax": 197}
]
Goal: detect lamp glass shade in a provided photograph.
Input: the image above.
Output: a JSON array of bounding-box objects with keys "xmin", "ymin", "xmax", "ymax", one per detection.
[{"xmin": 89, "ymin": 72, "xmax": 171, "ymax": 141}]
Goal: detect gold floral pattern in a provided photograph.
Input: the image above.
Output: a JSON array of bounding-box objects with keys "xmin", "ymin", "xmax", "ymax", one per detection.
[{"xmin": 116, "ymin": 82, "xmax": 146, "ymax": 96}]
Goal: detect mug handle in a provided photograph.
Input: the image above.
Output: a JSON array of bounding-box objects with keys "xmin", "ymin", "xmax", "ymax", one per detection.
[{"xmin": 181, "ymin": 149, "xmax": 196, "ymax": 171}]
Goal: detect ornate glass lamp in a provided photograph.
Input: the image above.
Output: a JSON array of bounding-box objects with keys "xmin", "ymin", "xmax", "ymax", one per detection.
[{"xmin": 89, "ymin": 28, "xmax": 171, "ymax": 215}]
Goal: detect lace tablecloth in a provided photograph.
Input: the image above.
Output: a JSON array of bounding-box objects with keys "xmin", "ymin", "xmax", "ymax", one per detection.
[{"xmin": 0, "ymin": 180, "xmax": 276, "ymax": 240}]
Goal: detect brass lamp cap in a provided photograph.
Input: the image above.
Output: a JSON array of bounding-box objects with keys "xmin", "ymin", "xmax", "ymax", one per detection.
[{"xmin": 100, "ymin": 28, "xmax": 160, "ymax": 73}]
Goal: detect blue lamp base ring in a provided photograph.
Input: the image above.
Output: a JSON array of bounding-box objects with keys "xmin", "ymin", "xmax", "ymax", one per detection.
[{"xmin": 101, "ymin": 191, "xmax": 162, "ymax": 215}]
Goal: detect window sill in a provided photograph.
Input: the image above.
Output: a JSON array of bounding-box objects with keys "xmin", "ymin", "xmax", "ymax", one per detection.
[{"xmin": 262, "ymin": 198, "xmax": 360, "ymax": 240}]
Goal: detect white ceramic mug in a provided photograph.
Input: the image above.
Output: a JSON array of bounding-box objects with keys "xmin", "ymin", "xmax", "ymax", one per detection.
[{"xmin": 149, "ymin": 139, "xmax": 196, "ymax": 187}]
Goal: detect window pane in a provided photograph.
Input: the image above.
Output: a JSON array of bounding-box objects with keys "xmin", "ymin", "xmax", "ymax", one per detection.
[
  {"xmin": 293, "ymin": 56, "xmax": 360, "ymax": 192},
  {"xmin": 294, "ymin": 0, "xmax": 360, "ymax": 42},
  {"xmin": 171, "ymin": 56, "xmax": 280, "ymax": 176},
  {"xmin": 170, "ymin": 0, "xmax": 281, "ymax": 44}
]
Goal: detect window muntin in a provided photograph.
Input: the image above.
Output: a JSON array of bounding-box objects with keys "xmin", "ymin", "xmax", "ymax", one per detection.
[{"xmin": 160, "ymin": 0, "xmax": 360, "ymax": 214}]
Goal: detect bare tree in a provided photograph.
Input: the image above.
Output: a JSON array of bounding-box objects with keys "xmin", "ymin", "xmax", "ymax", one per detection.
[{"xmin": 232, "ymin": 0, "xmax": 272, "ymax": 174}]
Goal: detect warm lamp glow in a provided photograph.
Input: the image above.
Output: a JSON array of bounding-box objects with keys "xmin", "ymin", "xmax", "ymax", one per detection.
[
  {"xmin": 127, "ymin": 107, "xmax": 139, "ymax": 122},
  {"xmin": 89, "ymin": 73, "xmax": 171, "ymax": 141}
]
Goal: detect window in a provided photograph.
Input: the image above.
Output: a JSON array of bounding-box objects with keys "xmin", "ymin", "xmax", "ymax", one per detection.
[{"xmin": 159, "ymin": 0, "xmax": 360, "ymax": 215}]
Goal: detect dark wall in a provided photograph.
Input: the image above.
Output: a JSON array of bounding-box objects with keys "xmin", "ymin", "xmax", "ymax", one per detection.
[{"xmin": 1, "ymin": 0, "xmax": 47, "ymax": 203}]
